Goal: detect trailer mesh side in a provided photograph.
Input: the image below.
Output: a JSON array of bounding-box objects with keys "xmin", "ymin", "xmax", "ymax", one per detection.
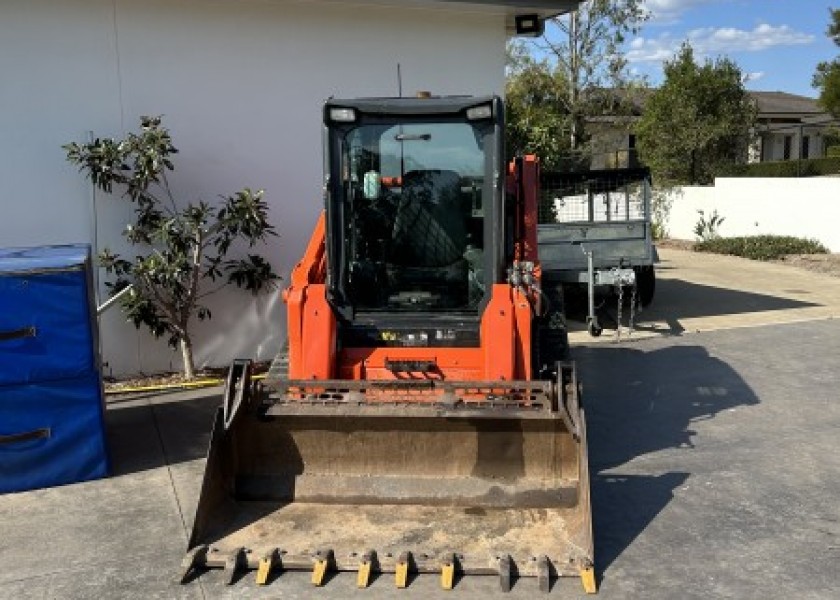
[{"xmin": 539, "ymin": 167, "xmax": 651, "ymax": 225}]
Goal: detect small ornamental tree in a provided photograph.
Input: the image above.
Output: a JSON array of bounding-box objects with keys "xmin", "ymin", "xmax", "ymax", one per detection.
[{"xmin": 64, "ymin": 116, "xmax": 278, "ymax": 379}]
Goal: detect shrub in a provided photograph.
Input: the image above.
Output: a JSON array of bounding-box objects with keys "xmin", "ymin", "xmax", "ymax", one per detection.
[
  {"xmin": 827, "ymin": 145, "xmax": 840, "ymax": 158},
  {"xmin": 695, "ymin": 235, "xmax": 829, "ymax": 261},
  {"xmin": 651, "ymin": 186, "xmax": 679, "ymax": 240},
  {"xmin": 693, "ymin": 209, "xmax": 725, "ymax": 241},
  {"xmin": 718, "ymin": 156, "xmax": 840, "ymax": 178}
]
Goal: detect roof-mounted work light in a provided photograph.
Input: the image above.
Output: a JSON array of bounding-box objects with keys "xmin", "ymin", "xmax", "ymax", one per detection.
[
  {"xmin": 329, "ymin": 107, "xmax": 357, "ymax": 123},
  {"xmin": 466, "ymin": 104, "xmax": 493, "ymax": 121}
]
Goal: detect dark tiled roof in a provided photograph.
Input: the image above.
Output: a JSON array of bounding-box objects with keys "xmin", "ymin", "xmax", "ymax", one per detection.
[
  {"xmin": 587, "ymin": 88, "xmax": 825, "ymax": 119},
  {"xmin": 748, "ymin": 91, "xmax": 822, "ymax": 115}
]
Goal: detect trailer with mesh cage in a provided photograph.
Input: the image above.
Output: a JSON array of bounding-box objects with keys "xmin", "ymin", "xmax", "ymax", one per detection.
[{"xmin": 537, "ymin": 167, "xmax": 656, "ymax": 336}]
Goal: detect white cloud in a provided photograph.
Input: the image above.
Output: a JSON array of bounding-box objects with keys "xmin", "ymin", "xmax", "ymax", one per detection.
[
  {"xmin": 627, "ymin": 24, "xmax": 815, "ymax": 63},
  {"xmin": 645, "ymin": 0, "xmax": 723, "ymax": 24},
  {"xmin": 743, "ymin": 71, "xmax": 765, "ymax": 83}
]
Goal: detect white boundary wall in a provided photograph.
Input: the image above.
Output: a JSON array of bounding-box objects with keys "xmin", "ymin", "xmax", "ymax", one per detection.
[
  {"xmin": 665, "ymin": 177, "xmax": 840, "ymax": 252},
  {"xmin": 0, "ymin": 0, "xmax": 506, "ymax": 376}
]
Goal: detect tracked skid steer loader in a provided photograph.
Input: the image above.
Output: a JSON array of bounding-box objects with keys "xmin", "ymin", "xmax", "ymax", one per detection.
[{"xmin": 181, "ymin": 96, "xmax": 595, "ymax": 593}]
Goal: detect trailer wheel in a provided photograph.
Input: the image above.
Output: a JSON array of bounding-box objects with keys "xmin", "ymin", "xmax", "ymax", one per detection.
[
  {"xmin": 587, "ymin": 317, "xmax": 603, "ymax": 337},
  {"xmin": 635, "ymin": 266, "xmax": 655, "ymax": 307}
]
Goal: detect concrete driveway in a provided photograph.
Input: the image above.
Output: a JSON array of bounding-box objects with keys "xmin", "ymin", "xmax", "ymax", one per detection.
[
  {"xmin": 568, "ymin": 247, "xmax": 840, "ymax": 342},
  {"xmin": 2, "ymin": 250, "xmax": 839, "ymax": 598}
]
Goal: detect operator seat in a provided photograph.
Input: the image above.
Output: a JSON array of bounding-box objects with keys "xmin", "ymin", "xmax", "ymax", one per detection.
[
  {"xmin": 391, "ymin": 169, "xmax": 466, "ymax": 267},
  {"xmin": 388, "ymin": 169, "xmax": 469, "ymax": 302}
]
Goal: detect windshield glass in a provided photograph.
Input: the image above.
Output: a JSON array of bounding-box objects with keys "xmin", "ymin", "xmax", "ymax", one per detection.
[{"xmin": 339, "ymin": 121, "xmax": 488, "ymax": 312}]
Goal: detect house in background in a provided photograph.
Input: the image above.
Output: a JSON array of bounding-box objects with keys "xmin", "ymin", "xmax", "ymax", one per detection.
[
  {"xmin": 0, "ymin": 0, "xmax": 580, "ymax": 376},
  {"xmin": 749, "ymin": 91, "xmax": 836, "ymax": 163},
  {"xmin": 586, "ymin": 88, "xmax": 648, "ymax": 169},
  {"xmin": 587, "ymin": 89, "xmax": 837, "ymax": 170}
]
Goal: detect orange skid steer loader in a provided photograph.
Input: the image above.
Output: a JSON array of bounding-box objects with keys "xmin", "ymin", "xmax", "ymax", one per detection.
[{"xmin": 181, "ymin": 96, "xmax": 595, "ymax": 593}]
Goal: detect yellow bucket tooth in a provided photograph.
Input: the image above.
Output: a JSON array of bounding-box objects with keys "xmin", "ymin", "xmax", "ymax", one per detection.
[
  {"xmin": 441, "ymin": 554, "xmax": 456, "ymax": 590},
  {"xmin": 357, "ymin": 551, "xmax": 375, "ymax": 588},
  {"xmin": 255, "ymin": 549, "xmax": 277, "ymax": 585},
  {"xmin": 311, "ymin": 550, "xmax": 332, "ymax": 586},
  {"xmin": 580, "ymin": 564, "xmax": 598, "ymax": 594},
  {"xmin": 395, "ymin": 551, "xmax": 411, "ymax": 588}
]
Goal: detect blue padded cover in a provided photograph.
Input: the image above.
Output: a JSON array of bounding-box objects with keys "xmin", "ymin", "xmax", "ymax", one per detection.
[
  {"xmin": 0, "ymin": 244, "xmax": 91, "ymax": 274},
  {"xmin": 0, "ymin": 245, "xmax": 96, "ymax": 386},
  {"xmin": 0, "ymin": 373, "xmax": 109, "ymax": 493}
]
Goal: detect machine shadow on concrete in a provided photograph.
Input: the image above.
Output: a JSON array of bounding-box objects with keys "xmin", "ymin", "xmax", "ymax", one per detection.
[{"xmin": 575, "ymin": 344, "xmax": 760, "ymax": 575}]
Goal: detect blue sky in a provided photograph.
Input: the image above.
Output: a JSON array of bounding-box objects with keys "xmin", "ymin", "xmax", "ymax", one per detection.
[{"xmin": 620, "ymin": 0, "xmax": 837, "ymax": 97}]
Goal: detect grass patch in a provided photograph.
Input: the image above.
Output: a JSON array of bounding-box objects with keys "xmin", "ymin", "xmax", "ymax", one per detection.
[{"xmin": 695, "ymin": 235, "xmax": 829, "ymax": 261}]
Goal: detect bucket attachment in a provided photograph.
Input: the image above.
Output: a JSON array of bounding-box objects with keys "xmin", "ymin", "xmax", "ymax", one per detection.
[{"xmin": 182, "ymin": 360, "xmax": 595, "ymax": 593}]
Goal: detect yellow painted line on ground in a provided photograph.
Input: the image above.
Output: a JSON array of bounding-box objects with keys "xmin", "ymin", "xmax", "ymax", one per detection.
[{"xmin": 104, "ymin": 373, "xmax": 267, "ymax": 395}]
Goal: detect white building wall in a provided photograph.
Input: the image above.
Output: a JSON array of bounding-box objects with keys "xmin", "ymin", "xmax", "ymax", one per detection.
[
  {"xmin": 665, "ymin": 177, "xmax": 840, "ymax": 251},
  {"xmin": 761, "ymin": 128, "xmax": 826, "ymax": 162},
  {"xmin": 0, "ymin": 0, "xmax": 506, "ymax": 376}
]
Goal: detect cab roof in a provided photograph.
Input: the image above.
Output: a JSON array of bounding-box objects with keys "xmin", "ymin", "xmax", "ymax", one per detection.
[{"xmin": 325, "ymin": 95, "xmax": 498, "ymax": 117}]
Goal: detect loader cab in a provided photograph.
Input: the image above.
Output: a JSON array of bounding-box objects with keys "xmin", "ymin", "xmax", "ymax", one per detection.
[{"xmin": 323, "ymin": 95, "xmax": 506, "ymax": 330}]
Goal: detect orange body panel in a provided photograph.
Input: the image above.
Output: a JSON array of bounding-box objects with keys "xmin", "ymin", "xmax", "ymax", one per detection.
[
  {"xmin": 334, "ymin": 284, "xmax": 532, "ymax": 383},
  {"xmin": 480, "ymin": 284, "xmax": 516, "ymax": 380},
  {"xmin": 299, "ymin": 284, "xmax": 336, "ymax": 380},
  {"xmin": 284, "ymin": 213, "xmax": 335, "ymax": 380},
  {"xmin": 339, "ymin": 347, "xmax": 483, "ymax": 381}
]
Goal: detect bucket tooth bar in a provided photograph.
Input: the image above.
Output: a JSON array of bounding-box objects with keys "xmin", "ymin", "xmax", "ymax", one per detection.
[{"xmin": 181, "ymin": 548, "xmax": 595, "ymax": 591}]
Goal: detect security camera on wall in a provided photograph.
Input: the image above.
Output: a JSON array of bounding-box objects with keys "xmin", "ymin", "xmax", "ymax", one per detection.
[{"xmin": 515, "ymin": 14, "xmax": 544, "ymax": 37}]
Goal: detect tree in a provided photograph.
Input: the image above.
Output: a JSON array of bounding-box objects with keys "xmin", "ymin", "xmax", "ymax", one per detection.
[
  {"xmin": 636, "ymin": 43, "xmax": 756, "ymax": 185},
  {"xmin": 813, "ymin": 8, "xmax": 840, "ymax": 118},
  {"xmin": 505, "ymin": 0, "xmax": 648, "ymax": 167},
  {"xmin": 64, "ymin": 116, "xmax": 279, "ymax": 380},
  {"xmin": 505, "ymin": 45, "xmax": 573, "ymax": 170},
  {"xmin": 541, "ymin": 0, "xmax": 648, "ymax": 150}
]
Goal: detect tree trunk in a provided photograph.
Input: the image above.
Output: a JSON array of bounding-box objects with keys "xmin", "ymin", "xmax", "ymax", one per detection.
[
  {"xmin": 569, "ymin": 9, "xmax": 580, "ymax": 150},
  {"xmin": 180, "ymin": 335, "xmax": 195, "ymax": 381}
]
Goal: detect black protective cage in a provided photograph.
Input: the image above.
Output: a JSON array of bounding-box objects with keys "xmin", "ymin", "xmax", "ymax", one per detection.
[{"xmin": 322, "ymin": 96, "xmax": 507, "ymax": 334}]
